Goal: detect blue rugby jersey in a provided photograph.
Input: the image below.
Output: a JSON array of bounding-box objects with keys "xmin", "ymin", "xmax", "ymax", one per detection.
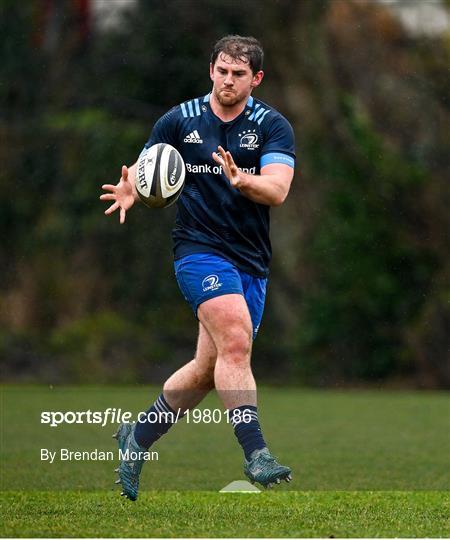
[{"xmin": 144, "ymin": 93, "xmax": 295, "ymax": 277}]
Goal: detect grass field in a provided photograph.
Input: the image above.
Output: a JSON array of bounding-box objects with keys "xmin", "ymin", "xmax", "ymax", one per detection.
[
  {"xmin": 2, "ymin": 491, "xmax": 448, "ymax": 537},
  {"xmin": 1, "ymin": 385, "xmax": 449, "ymax": 537}
]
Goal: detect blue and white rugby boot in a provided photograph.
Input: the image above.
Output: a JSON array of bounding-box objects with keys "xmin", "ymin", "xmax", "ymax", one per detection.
[
  {"xmin": 112, "ymin": 422, "xmax": 147, "ymax": 501},
  {"xmin": 244, "ymin": 447, "xmax": 292, "ymax": 488}
]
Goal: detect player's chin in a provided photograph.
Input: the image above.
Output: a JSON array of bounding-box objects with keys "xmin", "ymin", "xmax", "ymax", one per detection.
[{"xmin": 218, "ymin": 94, "xmax": 241, "ymax": 106}]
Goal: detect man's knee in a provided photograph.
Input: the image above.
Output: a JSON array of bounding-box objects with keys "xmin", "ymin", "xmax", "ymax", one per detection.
[
  {"xmin": 198, "ymin": 294, "xmax": 253, "ymax": 366},
  {"xmin": 220, "ymin": 327, "xmax": 252, "ymax": 366}
]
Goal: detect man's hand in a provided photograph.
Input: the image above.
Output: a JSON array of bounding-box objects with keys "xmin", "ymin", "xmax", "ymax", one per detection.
[
  {"xmin": 212, "ymin": 146, "xmax": 244, "ymax": 189},
  {"xmin": 212, "ymin": 146, "xmax": 294, "ymax": 206},
  {"xmin": 100, "ymin": 164, "xmax": 137, "ymax": 224}
]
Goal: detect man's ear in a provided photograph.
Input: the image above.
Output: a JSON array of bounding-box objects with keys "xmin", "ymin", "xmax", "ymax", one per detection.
[
  {"xmin": 210, "ymin": 63, "xmax": 215, "ymax": 82},
  {"xmin": 251, "ymin": 70, "xmax": 264, "ymax": 88}
]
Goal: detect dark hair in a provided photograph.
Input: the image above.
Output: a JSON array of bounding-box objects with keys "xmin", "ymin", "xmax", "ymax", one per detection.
[{"xmin": 210, "ymin": 35, "xmax": 264, "ymax": 75}]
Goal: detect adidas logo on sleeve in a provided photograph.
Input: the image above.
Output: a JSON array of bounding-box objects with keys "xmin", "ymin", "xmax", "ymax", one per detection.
[{"xmin": 184, "ymin": 130, "xmax": 203, "ymax": 144}]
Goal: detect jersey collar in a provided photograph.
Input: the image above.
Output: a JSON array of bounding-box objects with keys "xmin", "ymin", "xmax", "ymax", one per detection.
[{"xmin": 203, "ymin": 93, "xmax": 255, "ymax": 124}]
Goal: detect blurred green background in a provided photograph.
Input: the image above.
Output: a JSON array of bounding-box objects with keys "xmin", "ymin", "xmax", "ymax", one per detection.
[{"xmin": 1, "ymin": 0, "xmax": 449, "ymax": 388}]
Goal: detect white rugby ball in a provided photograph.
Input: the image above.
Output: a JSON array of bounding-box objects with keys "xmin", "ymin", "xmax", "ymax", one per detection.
[{"xmin": 135, "ymin": 143, "xmax": 185, "ymax": 208}]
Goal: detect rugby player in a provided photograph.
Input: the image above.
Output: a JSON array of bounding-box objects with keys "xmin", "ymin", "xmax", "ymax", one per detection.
[{"xmin": 101, "ymin": 35, "xmax": 295, "ymax": 501}]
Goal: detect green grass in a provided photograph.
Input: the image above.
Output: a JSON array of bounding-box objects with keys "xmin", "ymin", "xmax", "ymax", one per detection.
[
  {"xmin": 1, "ymin": 385, "xmax": 449, "ymax": 536},
  {"xmin": 1, "ymin": 491, "xmax": 448, "ymax": 537}
]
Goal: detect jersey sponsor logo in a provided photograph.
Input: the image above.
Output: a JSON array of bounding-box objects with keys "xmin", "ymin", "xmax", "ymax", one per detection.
[
  {"xmin": 186, "ymin": 162, "xmax": 256, "ymax": 175},
  {"xmin": 184, "ymin": 130, "xmax": 203, "ymax": 144},
  {"xmin": 202, "ymin": 274, "xmax": 222, "ymax": 292},
  {"xmin": 239, "ymin": 130, "xmax": 259, "ymax": 150}
]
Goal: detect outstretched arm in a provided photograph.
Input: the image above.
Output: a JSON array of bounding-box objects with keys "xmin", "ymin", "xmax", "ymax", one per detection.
[
  {"xmin": 100, "ymin": 162, "xmax": 139, "ymax": 224},
  {"xmin": 212, "ymin": 146, "xmax": 294, "ymax": 207}
]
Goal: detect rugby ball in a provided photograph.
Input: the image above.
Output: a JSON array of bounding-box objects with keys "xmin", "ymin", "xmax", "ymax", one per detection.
[{"xmin": 135, "ymin": 143, "xmax": 185, "ymax": 208}]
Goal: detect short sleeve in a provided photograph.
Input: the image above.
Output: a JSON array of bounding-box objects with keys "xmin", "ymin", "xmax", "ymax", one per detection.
[
  {"xmin": 144, "ymin": 106, "xmax": 179, "ymax": 149},
  {"xmin": 260, "ymin": 114, "xmax": 296, "ymax": 169}
]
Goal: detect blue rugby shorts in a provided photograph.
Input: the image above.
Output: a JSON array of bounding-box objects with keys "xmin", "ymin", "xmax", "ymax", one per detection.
[{"xmin": 174, "ymin": 252, "xmax": 267, "ymax": 340}]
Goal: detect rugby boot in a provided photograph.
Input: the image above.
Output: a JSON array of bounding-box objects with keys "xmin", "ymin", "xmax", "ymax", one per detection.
[
  {"xmin": 112, "ymin": 422, "xmax": 147, "ymax": 501},
  {"xmin": 244, "ymin": 447, "xmax": 292, "ymax": 488}
]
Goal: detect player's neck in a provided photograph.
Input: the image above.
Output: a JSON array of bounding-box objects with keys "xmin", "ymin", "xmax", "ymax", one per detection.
[{"xmin": 210, "ymin": 92, "xmax": 248, "ymax": 122}]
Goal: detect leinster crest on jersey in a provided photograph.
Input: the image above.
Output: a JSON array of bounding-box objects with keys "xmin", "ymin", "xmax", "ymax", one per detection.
[{"xmin": 239, "ymin": 130, "xmax": 259, "ymax": 150}]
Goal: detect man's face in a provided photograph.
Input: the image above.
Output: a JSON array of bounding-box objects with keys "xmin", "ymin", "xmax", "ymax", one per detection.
[{"xmin": 210, "ymin": 52, "xmax": 263, "ymax": 107}]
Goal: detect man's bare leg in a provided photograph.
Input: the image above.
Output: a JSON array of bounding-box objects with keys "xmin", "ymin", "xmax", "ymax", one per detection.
[
  {"xmin": 198, "ymin": 294, "xmax": 255, "ymax": 409},
  {"xmin": 163, "ymin": 322, "xmax": 217, "ymax": 411},
  {"xmin": 197, "ymin": 293, "xmax": 291, "ymax": 487},
  {"xmin": 114, "ymin": 322, "xmax": 218, "ymax": 500},
  {"xmin": 133, "ymin": 321, "xmax": 217, "ymax": 448}
]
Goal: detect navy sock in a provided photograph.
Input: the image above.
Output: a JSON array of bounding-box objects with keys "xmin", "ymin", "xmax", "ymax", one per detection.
[
  {"xmin": 134, "ymin": 393, "xmax": 181, "ymax": 449},
  {"xmin": 229, "ymin": 405, "xmax": 267, "ymax": 460}
]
